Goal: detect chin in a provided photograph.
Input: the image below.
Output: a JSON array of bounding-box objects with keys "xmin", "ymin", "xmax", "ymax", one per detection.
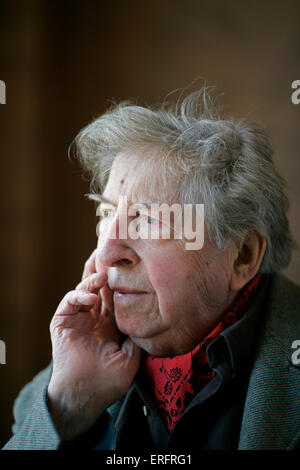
[
  {"xmin": 129, "ymin": 335, "xmax": 179, "ymax": 358},
  {"xmin": 115, "ymin": 315, "xmax": 164, "ymax": 345}
]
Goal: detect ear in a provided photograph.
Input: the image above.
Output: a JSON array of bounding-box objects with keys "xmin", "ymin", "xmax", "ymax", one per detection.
[{"xmin": 229, "ymin": 231, "xmax": 267, "ymax": 292}]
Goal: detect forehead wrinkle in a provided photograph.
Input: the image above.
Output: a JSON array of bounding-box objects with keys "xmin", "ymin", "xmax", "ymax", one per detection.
[{"xmin": 105, "ymin": 151, "xmax": 181, "ymax": 208}]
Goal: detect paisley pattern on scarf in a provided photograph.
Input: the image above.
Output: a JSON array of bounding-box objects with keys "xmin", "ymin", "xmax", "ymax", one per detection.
[{"xmin": 142, "ymin": 274, "xmax": 262, "ymax": 432}]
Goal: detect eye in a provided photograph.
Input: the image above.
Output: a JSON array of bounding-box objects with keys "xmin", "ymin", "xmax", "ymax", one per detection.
[
  {"xmin": 97, "ymin": 207, "xmax": 114, "ymax": 221},
  {"xmin": 135, "ymin": 212, "xmax": 159, "ymax": 232},
  {"xmin": 102, "ymin": 209, "xmax": 113, "ymax": 218},
  {"xmin": 137, "ymin": 212, "xmax": 159, "ymax": 225}
]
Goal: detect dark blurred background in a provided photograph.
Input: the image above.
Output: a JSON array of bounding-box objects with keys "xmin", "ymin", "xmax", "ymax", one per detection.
[{"xmin": 0, "ymin": 0, "xmax": 299, "ymax": 446}]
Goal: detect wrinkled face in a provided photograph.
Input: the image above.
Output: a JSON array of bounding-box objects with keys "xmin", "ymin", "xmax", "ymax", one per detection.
[{"xmin": 95, "ymin": 153, "xmax": 237, "ymax": 356}]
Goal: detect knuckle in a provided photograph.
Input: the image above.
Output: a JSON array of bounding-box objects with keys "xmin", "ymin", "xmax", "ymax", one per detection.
[
  {"xmin": 77, "ymin": 273, "xmax": 96, "ymax": 291},
  {"xmin": 56, "ymin": 290, "xmax": 75, "ymax": 312},
  {"xmin": 68, "ymin": 290, "xmax": 79, "ymax": 303},
  {"xmin": 75, "ymin": 279, "xmax": 84, "ymax": 290},
  {"xmin": 65, "ymin": 290, "xmax": 77, "ymax": 302}
]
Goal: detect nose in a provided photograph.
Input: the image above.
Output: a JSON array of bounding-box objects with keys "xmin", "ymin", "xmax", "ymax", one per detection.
[{"xmin": 96, "ymin": 212, "xmax": 140, "ymax": 268}]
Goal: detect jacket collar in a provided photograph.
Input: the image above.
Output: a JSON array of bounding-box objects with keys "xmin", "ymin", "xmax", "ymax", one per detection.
[{"xmin": 207, "ymin": 273, "xmax": 272, "ymax": 379}]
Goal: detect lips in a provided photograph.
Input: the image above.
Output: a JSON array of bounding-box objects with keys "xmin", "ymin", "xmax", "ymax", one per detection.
[
  {"xmin": 110, "ymin": 285, "xmax": 149, "ymax": 305},
  {"xmin": 112, "ymin": 286, "xmax": 148, "ymax": 295}
]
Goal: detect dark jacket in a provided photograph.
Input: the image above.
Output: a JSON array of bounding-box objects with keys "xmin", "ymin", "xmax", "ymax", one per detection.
[{"xmin": 2, "ymin": 273, "xmax": 300, "ymax": 450}]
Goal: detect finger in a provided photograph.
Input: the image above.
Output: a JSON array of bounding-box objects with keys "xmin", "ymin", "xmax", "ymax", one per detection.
[
  {"xmin": 56, "ymin": 290, "xmax": 98, "ymax": 316},
  {"xmin": 93, "ymin": 307, "xmax": 122, "ymax": 344},
  {"xmin": 76, "ymin": 272, "xmax": 107, "ymax": 294},
  {"xmin": 100, "ymin": 283, "xmax": 114, "ymax": 315},
  {"xmin": 80, "ymin": 294, "xmax": 101, "ymax": 313},
  {"xmin": 82, "ymin": 249, "xmax": 97, "ymax": 280}
]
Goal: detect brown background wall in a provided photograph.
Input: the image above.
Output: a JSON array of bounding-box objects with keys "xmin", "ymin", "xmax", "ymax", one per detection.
[{"xmin": 0, "ymin": 0, "xmax": 299, "ymax": 446}]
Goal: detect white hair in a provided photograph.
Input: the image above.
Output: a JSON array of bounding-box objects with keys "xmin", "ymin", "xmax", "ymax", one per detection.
[{"xmin": 72, "ymin": 88, "xmax": 294, "ymax": 273}]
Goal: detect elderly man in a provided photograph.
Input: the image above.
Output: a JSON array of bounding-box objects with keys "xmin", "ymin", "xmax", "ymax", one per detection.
[{"xmin": 3, "ymin": 89, "xmax": 300, "ymax": 450}]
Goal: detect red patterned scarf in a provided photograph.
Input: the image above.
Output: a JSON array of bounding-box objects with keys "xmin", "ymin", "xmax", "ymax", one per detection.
[{"xmin": 142, "ymin": 275, "xmax": 261, "ymax": 432}]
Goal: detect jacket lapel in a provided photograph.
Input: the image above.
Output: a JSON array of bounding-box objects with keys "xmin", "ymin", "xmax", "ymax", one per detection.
[{"xmin": 238, "ymin": 274, "xmax": 300, "ymax": 449}]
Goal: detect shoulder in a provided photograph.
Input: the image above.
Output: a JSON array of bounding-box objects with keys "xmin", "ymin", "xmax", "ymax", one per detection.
[
  {"xmin": 239, "ymin": 273, "xmax": 300, "ymax": 449},
  {"xmin": 248, "ymin": 271, "xmax": 300, "ymax": 391},
  {"xmin": 12, "ymin": 362, "xmax": 53, "ymax": 432},
  {"xmin": 261, "ymin": 273, "xmax": 300, "ymax": 358},
  {"xmin": 267, "ymin": 272, "xmax": 300, "ymax": 315}
]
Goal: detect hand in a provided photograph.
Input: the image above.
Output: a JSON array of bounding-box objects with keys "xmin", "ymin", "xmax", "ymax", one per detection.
[
  {"xmin": 81, "ymin": 248, "xmax": 114, "ymax": 315},
  {"xmin": 47, "ymin": 251, "xmax": 142, "ymax": 440}
]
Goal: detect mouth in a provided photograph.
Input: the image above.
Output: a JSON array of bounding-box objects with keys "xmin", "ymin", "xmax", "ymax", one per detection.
[{"xmin": 111, "ymin": 286, "xmax": 149, "ymax": 304}]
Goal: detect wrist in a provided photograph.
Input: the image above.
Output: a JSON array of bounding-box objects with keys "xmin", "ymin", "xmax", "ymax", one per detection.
[{"xmin": 46, "ymin": 383, "xmax": 105, "ymax": 441}]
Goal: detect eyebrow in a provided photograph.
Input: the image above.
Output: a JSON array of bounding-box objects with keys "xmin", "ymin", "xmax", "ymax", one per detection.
[
  {"xmin": 98, "ymin": 195, "xmax": 117, "ymax": 206},
  {"xmin": 86, "ymin": 194, "xmax": 119, "ymax": 207},
  {"xmin": 138, "ymin": 200, "xmax": 166, "ymax": 207},
  {"xmin": 95, "ymin": 194, "xmax": 167, "ymax": 208}
]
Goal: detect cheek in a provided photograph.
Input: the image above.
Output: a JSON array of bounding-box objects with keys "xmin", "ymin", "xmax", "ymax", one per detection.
[
  {"xmin": 145, "ymin": 257, "xmax": 194, "ymax": 318},
  {"xmin": 146, "ymin": 259, "xmax": 180, "ymax": 291},
  {"xmin": 146, "ymin": 249, "xmax": 216, "ymax": 309}
]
